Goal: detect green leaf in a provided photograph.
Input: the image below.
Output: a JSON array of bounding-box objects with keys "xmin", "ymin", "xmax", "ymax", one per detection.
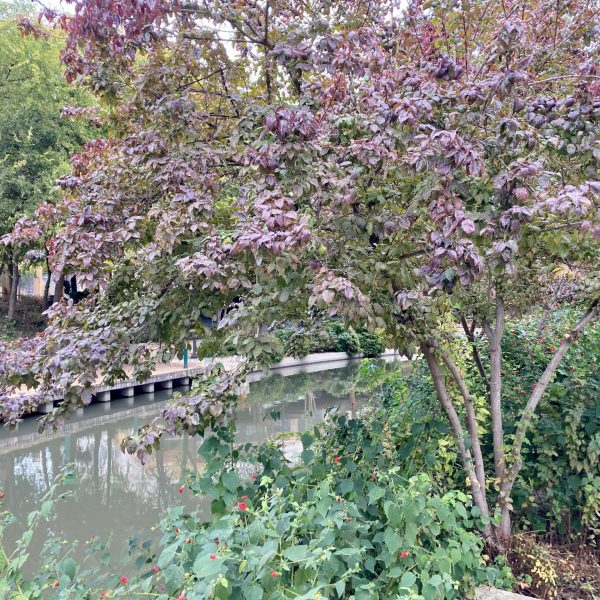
[
  {"xmin": 367, "ymin": 485, "xmax": 385, "ymax": 503},
  {"xmin": 193, "ymin": 554, "xmax": 224, "ymax": 580},
  {"xmin": 301, "ymin": 449, "xmax": 314, "ymax": 464},
  {"xmin": 339, "ymin": 478, "xmax": 354, "ymax": 495},
  {"xmin": 301, "ymin": 432, "xmax": 313, "ymax": 449},
  {"xmin": 157, "ymin": 542, "xmax": 179, "ymax": 569},
  {"xmin": 243, "ymin": 584, "xmax": 264, "ymax": 600},
  {"xmin": 399, "ymin": 571, "xmax": 417, "ymax": 588},
  {"xmin": 383, "ymin": 500, "xmax": 403, "ymax": 527},
  {"xmin": 221, "ymin": 471, "xmax": 240, "ymax": 493},
  {"xmin": 59, "ymin": 557, "xmax": 77, "ymax": 581},
  {"xmin": 283, "ymin": 545, "xmax": 310, "ymax": 562},
  {"xmin": 383, "ymin": 527, "xmax": 402, "ymax": 554}
]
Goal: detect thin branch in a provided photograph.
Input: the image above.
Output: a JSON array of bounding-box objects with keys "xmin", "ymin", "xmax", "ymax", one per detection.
[
  {"xmin": 439, "ymin": 349, "xmax": 487, "ymax": 492},
  {"xmin": 460, "ymin": 314, "xmax": 490, "ymax": 393}
]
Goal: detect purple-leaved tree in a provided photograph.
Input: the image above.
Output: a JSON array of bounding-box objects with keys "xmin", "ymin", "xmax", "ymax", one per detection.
[{"xmin": 2, "ymin": 0, "xmax": 599, "ymax": 549}]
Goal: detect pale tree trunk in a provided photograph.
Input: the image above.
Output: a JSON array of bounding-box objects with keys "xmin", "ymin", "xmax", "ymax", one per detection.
[
  {"xmin": 42, "ymin": 267, "xmax": 52, "ymax": 311},
  {"xmin": 7, "ymin": 249, "xmax": 19, "ymax": 320},
  {"xmin": 482, "ymin": 297, "xmax": 506, "ymax": 483},
  {"xmin": 53, "ymin": 272, "xmax": 64, "ymax": 304},
  {"xmin": 481, "ymin": 297, "xmax": 511, "ymax": 548},
  {"xmin": 420, "ymin": 343, "xmax": 494, "ymax": 540}
]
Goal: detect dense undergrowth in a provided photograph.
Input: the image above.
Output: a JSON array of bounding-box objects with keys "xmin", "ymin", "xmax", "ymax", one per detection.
[{"xmin": 196, "ymin": 320, "xmax": 386, "ymax": 361}]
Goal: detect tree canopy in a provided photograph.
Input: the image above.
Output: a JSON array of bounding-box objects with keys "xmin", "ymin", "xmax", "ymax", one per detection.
[
  {"xmin": 1, "ymin": 0, "xmax": 599, "ymax": 548},
  {"xmin": 0, "ymin": 4, "xmax": 94, "ymax": 229}
]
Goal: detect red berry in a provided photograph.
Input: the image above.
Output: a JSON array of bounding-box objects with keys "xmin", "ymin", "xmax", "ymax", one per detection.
[
  {"xmin": 53, "ymin": 581, "xmax": 59, "ymax": 587},
  {"xmin": 215, "ymin": 538, "xmax": 220, "ymax": 545},
  {"xmin": 153, "ymin": 565, "xmax": 159, "ymax": 573},
  {"xmin": 178, "ymin": 485, "xmax": 184, "ymax": 494},
  {"xmin": 271, "ymin": 571, "xmax": 278, "ymax": 577},
  {"xmin": 210, "ymin": 554, "xmax": 217, "ymax": 560},
  {"xmin": 400, "ymin": 551, "xmax": 408, "ymax": 559},
  {"xmin": 121, "ymin": 576, "xmax": 128, "ymax": 584},
  {"xmin": 0, "ymin": 492, "xmax": 5, "ymax": 499},
  {"xmin": 179, "ymin": 594, "xmax": 185, "ymax": 600},
  {"xmin": 238, "ymin": 502, "xmax": 247, "ymax": 510},
  {"xmin": 334, "ymin": 456, "xmax": 341, "ymax": 463},
  {"xmin": 241, "ymin": 495, "xmax": 248, "ymax": 500}
]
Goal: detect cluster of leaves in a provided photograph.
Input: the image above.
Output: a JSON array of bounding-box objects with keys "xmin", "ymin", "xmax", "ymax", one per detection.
[
  {"xmin": 2, "ymin": 0, "xmax": 599, "ymax": 427},
  {"xmin": 0, "ymin": 1, "xmax": 96, "ymax": 266},
  {"xmin": 274, "ymin": 319, "xmax": 385, "ymax": 359}
]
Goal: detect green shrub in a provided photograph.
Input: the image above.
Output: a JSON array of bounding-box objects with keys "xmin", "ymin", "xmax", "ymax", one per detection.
[
  {"xmin": 274, "ymin": 327, "xmax": 311, "ymax": 358},
  {"xmin": 328, "ymin": 322, "xmax": 361, "ymax": 355},
  {"xmin": 307, "ymin": 325, "xmax": 337, "ymax": 354},
  {"xmin": 499, "ymin": 311, "xmax": 600, "ymax": 545},
  {"xmin": 357, "ymin": 328, "xmax": 386, "ymax": 357},
  {"xmin": 149, "ymin": 423, "xmax": 511, "ymax": 600},
  {"xmin": 1, "ymin": 414, "xmax": 513, "ymax": 599}
]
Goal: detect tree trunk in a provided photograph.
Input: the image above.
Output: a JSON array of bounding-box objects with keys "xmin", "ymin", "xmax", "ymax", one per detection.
[
  {"xmin": 495, "ymin": 505, "xmax": 512, "ymax": 551},
  {"xmin": 420, "ymin": 342, "xmax": 494, "ymax": 540},
  {"xmin": 7, "ymin": 252, "xmax": 19, "ymax": 320},
  {"xmin": 482, "ymin": 297, "xmax": 506, "ymax": 482},
  {"xmin": 53, "ymin": 272, "xmax": 65, "ymax": 303},
  {"xmin": 42, "ymin": 258, "xmax": 51, "ymax": 310},
  {"xmin": 5, "ymin": 261, "xmax": 13, "ymax": 299}
]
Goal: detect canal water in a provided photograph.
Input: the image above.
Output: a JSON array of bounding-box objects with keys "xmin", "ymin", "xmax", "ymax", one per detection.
[{"xmin": 0, "ymin": 359, "xmax": 399, "ymax": 568}]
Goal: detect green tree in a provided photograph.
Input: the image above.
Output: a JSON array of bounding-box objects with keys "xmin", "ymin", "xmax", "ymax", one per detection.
[{"xmin": 0, "ymin": 2, "xmax": 94, "ymax": 317}]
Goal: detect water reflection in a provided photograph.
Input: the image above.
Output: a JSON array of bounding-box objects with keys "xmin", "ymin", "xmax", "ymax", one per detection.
[{"xmin": 0, "ymin": 360, "xmax": 395, "ymax": 562}]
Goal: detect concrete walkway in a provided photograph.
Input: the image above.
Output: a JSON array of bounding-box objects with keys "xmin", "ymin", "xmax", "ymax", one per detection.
[{"xmin": 37, "ymin": 350, "xmax": 403, "ymax": 413}]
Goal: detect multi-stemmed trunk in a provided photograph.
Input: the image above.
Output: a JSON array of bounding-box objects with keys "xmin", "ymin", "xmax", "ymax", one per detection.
[{"xmin": 421, "ymin": 297, "xmax": 599, "ymax": 553}]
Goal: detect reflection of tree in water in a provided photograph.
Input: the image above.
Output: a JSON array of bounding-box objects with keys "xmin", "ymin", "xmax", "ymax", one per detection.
[
  {"xmin": 246, "ymin": 360, "xmax": 398, "ymax": 408},
  {"xmin": 0, "ymin": 423, "xmax": 209, "ymax": 563}
]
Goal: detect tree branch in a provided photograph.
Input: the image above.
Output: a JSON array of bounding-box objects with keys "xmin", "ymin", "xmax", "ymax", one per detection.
[
  {"xmin": 482, "ymin": 296, "xmax": 506, "ymax": 482},
  {"xmin": 460, "ymin": 314, "xmax": 490, "ymax": 393},
  {"xmin": 420, "ymin": 343, "xmax": 492, "ymax": 534},
  {"xmin": 439, "ymin": 349, "xmax": 487, "ymax": 493}
]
